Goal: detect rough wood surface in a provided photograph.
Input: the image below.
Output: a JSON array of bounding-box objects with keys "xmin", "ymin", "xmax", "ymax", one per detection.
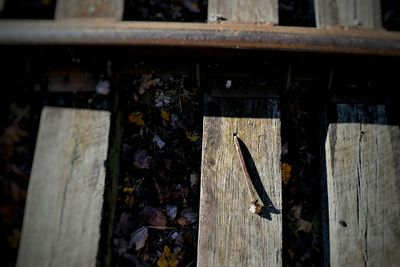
[
  {"xmin": 315, "ymin": 0, "xmax": 381, "ymax": 28},
  {"xmin": 208, "ymin": 0, "xmax": 278, "ymax": 23},
  {"xmin": 198, "ymin": 97, "xmax": 282, "ymax": 266},
  {"xmin": 55, "ymin": 0, "xmax": 124, "ymax": 20},
  {"xmin": 325, "ymin": 104, "xmax": 400, "ymax": 267},
  {"xmin": 17, "ymin": 107, "xmax": 111, "ymax": 267}
]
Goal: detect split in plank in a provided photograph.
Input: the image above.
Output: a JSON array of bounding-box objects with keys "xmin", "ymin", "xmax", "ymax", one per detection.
[
  {"xmin": 198, "ymin": 97, "xmax": 282, "ymax": 266},
  {"xmin": 325, "ymin": 104, "xmax": 400, "ymax": 267},
  {"xmin": 17, "ymin": 107, "xmax": 111, "ymax": 267}
]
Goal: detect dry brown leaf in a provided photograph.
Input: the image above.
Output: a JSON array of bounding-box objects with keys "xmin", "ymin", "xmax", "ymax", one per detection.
[{"xmin": 282, "ymin": 162, "xmax": 292, "ymax": 186}]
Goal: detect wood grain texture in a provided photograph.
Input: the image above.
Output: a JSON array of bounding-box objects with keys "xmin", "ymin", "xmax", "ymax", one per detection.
[
  {"xmin": 208, "ymin": 0, "xmax": 278, "ymax": 23},
  {"xmin": 325, "ymin": 104, "xmax": 400, "ymax": 267},
  {"xmin": 197, "ymin": 97, "xmax": 282, "ymax": 266},
  {"xmin": 55, "ymin": 0, "xmax": 124, "ymax": 20},
  {"xmin": 17, "ymin": 107, "xmax": 111, "ymax": 267},
  {"xmin": 315, "ymin": 0, "xmax": 381, "ymax": 28}
]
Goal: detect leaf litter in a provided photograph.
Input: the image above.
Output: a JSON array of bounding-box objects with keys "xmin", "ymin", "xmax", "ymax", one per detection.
[{"xmin": 113, "ymin": 73, "xmax": 202, "ymax": 266}]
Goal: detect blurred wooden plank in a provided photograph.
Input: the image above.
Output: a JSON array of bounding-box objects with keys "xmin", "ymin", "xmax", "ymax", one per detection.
[
  {"xmin": 198, "ymin": 97, "xmax": 282, "ymax": 266},
  {"xmin": 315, "ymin": 0, "xmax": 381, "ymax": 28},
  {"xmin": 325, "ymin": 104, "xmax": 400, "ymax": 267},
  {"xmin": 48, "ymin": 68, "xmax": 97, "ymax": 92},
  {"xmin": 55, "ymin": 0, "xmax": 124, "ymax": 20},
  {"xmin": 17, "ymin": 107, "xmax": 111, "ymax": 267},
  {"xmin": 208, "ymin": 0, "xmax": 278, "ymax": 24}
]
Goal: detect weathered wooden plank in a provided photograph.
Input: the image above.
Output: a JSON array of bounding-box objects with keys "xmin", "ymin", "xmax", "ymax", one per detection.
[
  {"xmin": 55, "ymin": 0, "xmax": 124, "ymax": 20},
  {"xmin": 315, "ymin": 0, "xmax": 382, "ymax": 28},
  {"xmin": 198, "ymin": 97, "xmax": 282, "ymax": 266},
  {"xmin": 17, "ymin": 107, "xmax": 111, "ymax": 267},
  {"xmin": 325, "ymin": 104, "xmax": 400, "ymax": 267},
  {"xmin": 208, "ymin": 0, "xmax": 278, "ymax": 24}
]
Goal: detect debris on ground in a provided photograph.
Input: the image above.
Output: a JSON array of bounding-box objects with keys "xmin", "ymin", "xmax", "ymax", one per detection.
[{"xmin": 113, "ymin": 73, "xmax": 202, "ymax": 266}]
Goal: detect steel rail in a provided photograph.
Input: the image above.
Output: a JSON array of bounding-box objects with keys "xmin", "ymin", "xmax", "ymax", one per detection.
[{"xmin": 0, "ymin": 20, "xmax": 400, "ymax": 56}]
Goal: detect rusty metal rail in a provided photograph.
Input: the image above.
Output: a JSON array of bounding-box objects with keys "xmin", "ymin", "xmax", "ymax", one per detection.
[{"xmin": 0, "ymin": 20, "xmax": 400, "ymax": 56}]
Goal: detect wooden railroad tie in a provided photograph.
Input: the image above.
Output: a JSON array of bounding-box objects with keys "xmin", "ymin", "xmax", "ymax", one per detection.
[{"xmin": 8, "ymin": 0, "xmax": 400, "ymax": 267}]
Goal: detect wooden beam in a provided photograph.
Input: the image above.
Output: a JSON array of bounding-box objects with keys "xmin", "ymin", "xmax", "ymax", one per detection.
[
  {"xmin": 325, "ymin": 104, "xmax": 400, "ymax": 266},
  {"xmin": 197, "ymin": 97, "xmax": 282, "ymax": 266},
  {"xmin": 0, "ymin": 21, "xmax": 400, "ymax": 56},
  {"xmin": 315, "ymin": 0, "xmax": 382, "ymax": 28},
  {"xmin": 55, "ymin": 0, "xmax": 124, "ymax": 20},
  {"xmin": 208, "ymin": 0, "xmax": 278, "ymax": 23},
  {"xmin": 17, "ymin": 107, "xmax": 111, "ymax": 267}
]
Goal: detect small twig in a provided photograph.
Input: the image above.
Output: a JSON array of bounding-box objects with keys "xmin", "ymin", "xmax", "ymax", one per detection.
[
  {"xmin": 233, "ymin": 134, "xmax": 263, "ymax": 214},
  {"xmin": 146, "ymin": 226, "xmax": 176, "ymax": 230}
]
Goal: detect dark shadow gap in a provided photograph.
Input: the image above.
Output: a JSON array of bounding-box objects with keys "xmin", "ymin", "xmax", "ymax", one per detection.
[
  {"xmin": 123, "ymin": 0, "xmax": 208, "ymax": 22},
  {"xmin": 0, "ymin": 0, "xmax": 56, "ymax": 19},
  {"xmin": 278, "ymin": 0, "xmax": 316, "ymax": 27}
]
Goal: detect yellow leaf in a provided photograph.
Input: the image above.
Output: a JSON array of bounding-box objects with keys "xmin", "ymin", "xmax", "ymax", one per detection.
[
  {"xmin": 157, "ymin": 258, "xmax": 168, "ymax": 267},
  {"xmin": 163, "ymin": 245, "xmax": 171, "ymax": 257},
  {"xmin": 123, "ymin": 187, "xmax": 134, "ymax": 193},
  {"xmin": 186, "ymin": 131, "xmax": 200, "ymax": 142},
  {"xmin": 128, "ymin": 112, "xmax": 145, "ymax": 126},
  {"xmin": 161, "ymin": 111, "xmax": 170, "ymax": 121},
  {"xmin": 157, "ymin": 245, "xmax": 178, "ymax": 267},
  {"xmin": 281, "ymin": 162, "xmax": 292, "ymax": 186}
]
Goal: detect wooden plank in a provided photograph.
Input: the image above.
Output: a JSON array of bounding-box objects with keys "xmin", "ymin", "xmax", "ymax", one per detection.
[
  {"xmin": 315, "ymin": 0, "xmax": 382, "ymax": 28},
  {"xmin": 17, "ymin": 107, "xmax": 111, "ymax": 267},
  {"xmin": 48, "ymin": 68, "xmax": 97, "ymax": 92},
  {"xmin": 1, "ymin": 21, "xmax": 400, "ymax": 56},
  {"xmin": 198, "ymin": 97, "xmax": 282, "ymax": 266},
  {"xmin": 208, "ymin": 0, "xmax": 278, "ymax": 24},
  {"xmin": 325, "ymin": 104, "xmax": 400, "ymax": 267},
  {"xmin": 55, "ymin": 0, "xmax": 124, "ymax": 20}
]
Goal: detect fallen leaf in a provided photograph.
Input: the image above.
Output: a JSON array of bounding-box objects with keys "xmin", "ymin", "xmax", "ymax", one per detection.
[
  {"xmin": 153, "ymin": 134, "xmax": 165, "ymax": 149},
  {"xmin": 186, "ymin": 131, "xmax": 200, "ymax": 142},
  {"xmin": 166, "ymin": 204, "xmax": 177, "ymax": 221},
  {"xmin": 288, "ymin": 203, "xmax": 302, "ymax": 221},
  {"xmin": 124, "ymin": 195, "xmax": 135, "ymax": 209},
  {"xmin": 181, "ymin": 208, "xmax": 197, "ymax": 224},
  {"xmin": 128, "ymin": 112, "xmax": 145, "ymax": 126},
  {"xmin": 128, "ymin": 226, "xmax": 149, "ymax": 251},
  {"xmin": 123, "ymin": 186, "xmax": 134, "ymax": 194},
  {"xmin": 133, "ymin": 150, "xmax": 152, "ymax": 169},
  {"xmin": 176, "ymin": 217, "xmax": 188, "ymax": 227},
  {"xmin": 282, "ymin": 162, "xmax": 292, "ymax": 186},
  {"xmin": 95, "ymin": 80, "xmax": 110, "ymax": 95},
  {"xmin": 157, "ymin": 245, "xmax": 178, "ymax": 267},
  {"xmin": 143, "ymin": 207, "xmax": 167, "ymax": 227},
  {"xmin": 155, "ymin": 91, "xmax": 172, "ymax": 108},
  {"xmin": 161, "ymin": 111, "xmax": 170, "ymax": 121},
  {"xmin": 297, "ymin": 219, "xmax": 313, "ymax": 234}
]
